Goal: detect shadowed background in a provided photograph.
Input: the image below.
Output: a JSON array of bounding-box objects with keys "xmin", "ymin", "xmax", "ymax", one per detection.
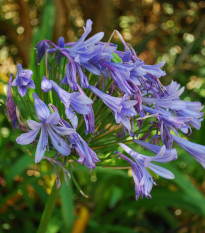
[{"xmin": 0, "ymin": 0, "xmax": 205, "ymax": 232}]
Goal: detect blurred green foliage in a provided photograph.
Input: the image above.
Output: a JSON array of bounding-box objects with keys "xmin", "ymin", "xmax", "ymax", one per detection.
[{"xmin": 0, "ymin": 0, "xmax": 205, "ymax": 233}]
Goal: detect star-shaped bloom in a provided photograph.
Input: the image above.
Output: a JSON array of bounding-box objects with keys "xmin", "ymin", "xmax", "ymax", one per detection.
[
  {"xmin": 118, "ymin": 143, "xmax": 175, "ymax": 200},
  {"xmin": 12, "ymin": 63, "xmax": 35, "ymax": 97},
  {"xmin": 47, "ymin": 106, "xmax": 99, "ymax": 170},
  {"xmin": 16, "ymin": 93, "xmax": 75, "ymax": 163}
]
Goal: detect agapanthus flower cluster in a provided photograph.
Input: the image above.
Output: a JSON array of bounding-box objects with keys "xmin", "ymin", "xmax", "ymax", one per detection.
[{"xmin": 6, "ymin": 19, "xmax": 204, "ymax": 201}]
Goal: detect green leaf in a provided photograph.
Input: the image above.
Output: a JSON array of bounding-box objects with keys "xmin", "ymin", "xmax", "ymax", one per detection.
[
  {"xmin": 89, "ymin": 220, "xmax": 138, "ymax": 233},
  {"xmin": 59, "ymin": 181, "xmax": 74, "ymax": 231},
  {"xmin": 109, "ymin": 186, "xmax": 123, "ymax": 208},
  {"xmin": 6, "ymin": 154, "xmax": 33, "ymax": 184}
]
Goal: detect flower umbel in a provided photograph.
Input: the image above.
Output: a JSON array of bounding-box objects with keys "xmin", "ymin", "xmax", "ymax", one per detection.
[{"xmin": 6, "ymin": 19, "xmax": 204, "ymax": 203}]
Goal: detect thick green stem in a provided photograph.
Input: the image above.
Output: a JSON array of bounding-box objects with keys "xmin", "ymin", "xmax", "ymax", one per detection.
[{"xmin": 37, "ymin": 181, "xmax": 59, "ymax": 233}]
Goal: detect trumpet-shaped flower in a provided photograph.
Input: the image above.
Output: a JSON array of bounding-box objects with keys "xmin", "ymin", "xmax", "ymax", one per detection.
[
  {"xmin": 118, "ymin": 143, "xmax": 175, "ymax": 200},
  {"xmin": 77, "ymin": 85, "xmax": 95, "ymax": 134},
  {"xmin": 16, "ymin": 93, "xmax": 75, "ymax": 163},
  {"xmin": 12, "ymin": 63, "xmax": 35, "ymax": 97},
  {"xmin": 62, "ymin": 120, "xmax": 99, "ymax": 170},
  {"xmin": 89, "ymin": 85, "xmax": 137, "ymax": 131},
  {"xmin": 143, "ymin": 105, "xmax": 192, "ymax": 134},
  {"xmin": 133, "ymin": 139, "xmax": 178, "ymax": 161},
  {"xmin": 172, "ymin": 135, "xmax": 205, "ymax": 168},
  {"xmin": 49, "ymin": 80, "xmax": 93, "ymax": 128}
]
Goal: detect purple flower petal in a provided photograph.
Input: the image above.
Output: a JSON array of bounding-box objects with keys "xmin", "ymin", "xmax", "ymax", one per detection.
[
  {"xmin": 84, "ymin": 32, "xmax": 104, "ymax": 47},
  {"xmin": 119, "ymin": 142, "xmax": 175, "ymax": 199},
  {"xmin": 16, "ymin": 128, "xmax": 40, "ymax": 145},
  {"xmin": 47, "ymin": 125, "xmax": 70, "ymax": 156},
  {"xmin": 50, "ymin": 125, "xmax": 75, "ymax": 136},
  {"xmin": 41, "ymin": 76, "xmax": 52, "ymax": 92},
  {"xmin": 27, "ymin": 120, "xmax": 41, "ymax": 130},
  {"xmin": 18, "ymin": 85, "xmax": 27, "ymax": 97},
  {"xmin": 71, "ymin": 19, "xmax": 93, "ymax": 48},
  {"xmin": 35, "ymin": 124, "xmax": 48, "ymax": 163},
  {"xmin": 45, "ymin": 112, "xmax": 60, "ymax": 125},
  {"xmin": 27, "ymin": 80, "xmax": 36, "ymax": 89},
  {"xmin": 33, "ymin": 93, "xmax": 50, "ymax": 122},
  {"xmin": 147, "ymin": 163, "xmax": 174, "ymax": 179},
  {"xmin": 173, "ymin": 135, "xmax": 205, "ymax": 168},
  {"xmin": 65, "ymin": 108, "xmax": 78, "ymax": 128}
]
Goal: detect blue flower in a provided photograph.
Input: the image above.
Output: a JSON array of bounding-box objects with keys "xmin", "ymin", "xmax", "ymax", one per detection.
[
  {"xmin": 77, "ymin": 85, "xmax": 95, "ymax": 134},
  {"xmin": 143, "ymin": 105, "xmax": 192, "ymax": 134},
  {"xmin": 172, "ymin": 135, "xmax": 205, "ymax": 168},
  {"xmin": 142, "ymin": 81, "xmax": 185, "ymax": 108},
  {"xmin": 72, "ymin": 133, "xmax": 100, "ymax": 170},
  {"xmin": 44, "ymin": 80, "xmax": 93, "ymax": 128},
  {"xmin": 7, "ymin": 74, "xmax": 17, "ymax": 128},
  {"xmin": 12, "ymin": 63, "xmax": 35, "ymax": 97},
  {"xmin": 62, "ymin": 120, "xmax": 99, "ymax": 170},
  {"xmin": 118, "ymin": 143, "xmax": 175, "ymax": 200},
  {"xmin": 171, "ymin": 101, "xmax": 204, "ymax": 130},
  {"xmin": 89, "ymin": 85, "xmax": 137, "ymax": 131},
  {"xmin": 60, "ymin": 19, "xmax": 115, "ymax": 89},
  {"xmin": 102, "ymin": 61, "xmax": 134, "ymax": 95},
  {"xmin": 41, "ymin": 76, "xmax": 52, "ymax": 92},
  {"xmin": 56, "ymin": 37, "xmax": 65, "ymax": 64},
  {"xmin": 59, "ymin": 19, "xmax": 105, "ymax": 89},
  {"xmin": 133, "ymin": 138, "xmax": 178, "ymax": 161},
  {"xmin": 35, "ymin": 41, "xmax": 48, "ymax": 65},
  {"xmin": 16, "ymin": 93, "xmax": 75, "ymax": 163}
]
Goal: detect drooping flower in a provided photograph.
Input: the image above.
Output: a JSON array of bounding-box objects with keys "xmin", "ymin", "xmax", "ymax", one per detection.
[
  {"xmin": 140, "ymin": 81, "xmax": 204, "ymax": 130},
  {"xmin": 12, "ymin": 63, "xmax": 35, "ymax": 97},
  {"xmin": 172, "ymin": 135, "xmax": 205, "ymax": 168},
  {"xmin": 72, "ymin": 133, "xmax": 100, "ymax": 170},
  {"xmin": 102, "ymin": 61, "xmax": 134, "ymax": 95},
  {"xmin": 142, "ymin": 81, "xmax": 185, "ymax": 108},
  {"xmin": 61, "ymin": 120, "xmax": 99, "ymax": 170},
  {"xmin": 77, "ymin": 84, "xmax": 95, "ymax": 134},
  {"xmin": 143, "ymin": 105, "xmax": 192, "ymax": 134},
  {"xmin": 49, "ymin": 80, "xmax": 93, "ymax": 128},
  {"xmin": 16, "ymin": 93, "xmax": 75, "ymax": 163},
  {"xmin": 118, "ymin": 143, "xmax": 175, "ymax": 200},
  {"xmin": 171, "ymin": 101, "xmax": 204, "ymax": 130},
  {"xmin": 7, "ymin": 74, "xmax": 17, "ymax": 128},
  {"xmin": 133, "ymin": 138, "xmax": 178, "ymax": 161},
  {"xmin": 89, "ymin": 85, "xmax": 137, "ymax": 131},
  {"xmin": 46, "ymin": 105, "xmax": 99, "ymax": 170}
]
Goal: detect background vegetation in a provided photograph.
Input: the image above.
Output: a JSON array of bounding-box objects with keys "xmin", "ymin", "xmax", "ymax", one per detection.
[{"xmin": 0, "ymin": 0, "xmax": 205, "ymax": 232}]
